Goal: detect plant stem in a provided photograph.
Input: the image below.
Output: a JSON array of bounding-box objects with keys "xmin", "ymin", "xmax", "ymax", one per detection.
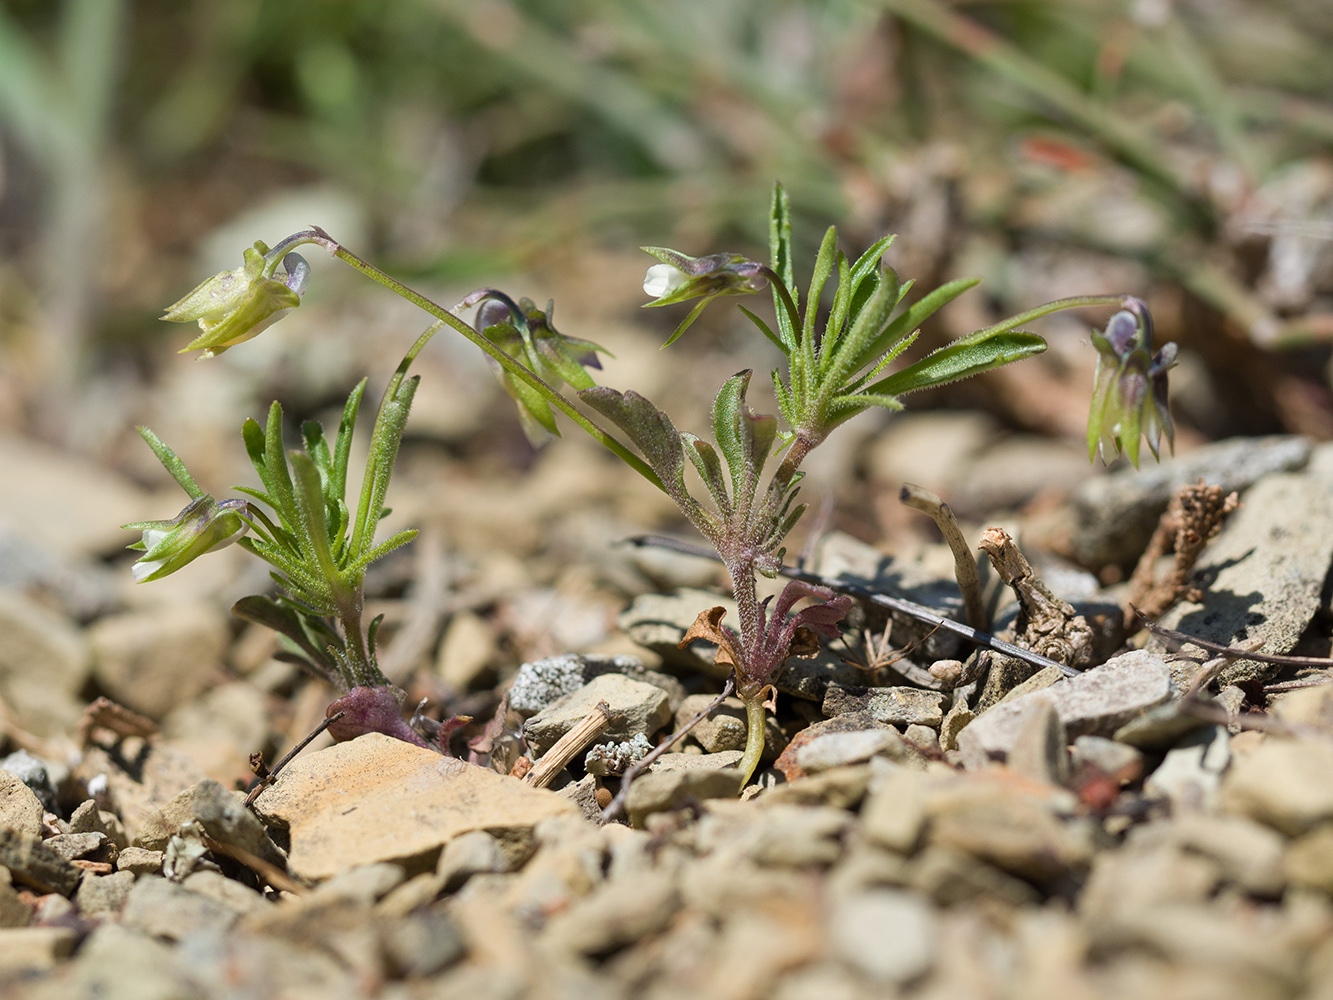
[
  {"xmin": 737, "ymin": 696, "xmax": 768, "ymax": 785},
  {"xmin": 267, "ymin": 231, "xmax": 663, "ymax": 492}
]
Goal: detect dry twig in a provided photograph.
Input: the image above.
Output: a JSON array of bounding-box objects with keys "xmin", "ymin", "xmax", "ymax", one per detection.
[
  {"xmin": 978, "ymin": 527, "xmax": 1092, "ymax": 669},
  {"xmin": 900, "ymin": 483, "xmax": 987, "ymax": 630},
  {"xmin": 244, "ymin": 710, "xmax": 345, "ymax": 809},
  {"xmin": 523, "ymin": 701, "xmax": 617, "ymax": 788}
]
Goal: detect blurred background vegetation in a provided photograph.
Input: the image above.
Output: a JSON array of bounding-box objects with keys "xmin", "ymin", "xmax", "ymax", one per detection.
[{"xmin": 2, "ymin": 0, "xmax": 1332, "ymax": 457}]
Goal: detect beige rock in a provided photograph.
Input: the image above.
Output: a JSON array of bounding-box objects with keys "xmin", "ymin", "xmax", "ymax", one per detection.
[
  {"xmin": 1285, "ymin": 824, "xmax": 1333, "ymax": 894},
  {"xmin": 115, "ymin": 847, "xmax": 163, "ymax": 876},
  {"xmin": 0, "ymin": 869, "xmax": 31, "ymax": 928},
  {"xmin": 0, "ymin": 590, "xmax": 90, "ymax": 735},
  {"xmin": 121, "ymin": 875, "xmax": 245, "ymax": 940},
  {"xmin": 435, "ymin": 611, "xmax": 498, "ymax": 690},
  {"xmin": 1220, "ymin": 737, "xmax": 1333, "ymax": 835},
  {"xmin": 0, "ymin": 925, "xmax": 76, "ymax": 976},
  {"xmin": 0, "ymin": 770, "xmax": 44, "ymax": 839},
  {"xmin": 676, "ymin": 694, "xmax": 787, "ymax": 760},
  {"xmin": 254, "ymin": 733, "xmax": 578, "ymax": 881},
  {"xmin": 540, "ymin": 870, "xmax": 680, "ymax": 955},
  {"xmin": 133, "ymin": 779, "xmax": 285, "ymax": 872},
  {"xmin": 522, "ymin": 673, "xmax": 671, "ymax": 755},
  {"xmin": 74, "ymin": 870, "xmax": 135, "ymax": 918},
  {"xmin": 76, "ymin": 741, "xmax": 209, "ymax": 841},
  {"xmin": 89, "ymin": 602, "xmax": 229, "ymax": 718}
]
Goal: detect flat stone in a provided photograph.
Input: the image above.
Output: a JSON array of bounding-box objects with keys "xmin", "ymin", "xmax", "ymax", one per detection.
[
  {"xmin": 382, "ymin": 910, "xmax": 467, "ymax": 978},
  {"xmin": 541, "ymin": 871, "xmax": 680, "ymax": 955},
  {"xmin": 180, "ymin": 870, "xmax": 267, "ymax": 915},
  {"xmin": 796, "ymin": 729, "xmax": 907, "ymax": 773},
  {"xmin": 254, "ymin": 733, "xmax": 578, "ymax": 881},
  {"xmin": 676, "ymin": 694, "xmax": 787, "ymax": 760},
  {"xmin": 908, "ymin": 845, "xmax": 1041, "ymax": 906},
  {"xmin": 63, "ymin": 923, "xmax": 189, "ymax": 1000},
  {"xmin": 760, "ymin": 764, "xmax": 875, "ymax": 810},
  {"xmin": 1111, "ymin": 698, "xmax": 1211, "ymax": 749},
  {"xmin": 522, "ymin": 673, "xmax": 671, "ymax": 756},
  {"xmin": 959, "ymin": 650, "xmax": 1172, "ymax": 759},
  {"xmin": 120, "ymin": 874, "xmax": 245, "ymax": 940},
  {"xmin": 1285, "ymin": 824, "xmax": 1333, "ymax": 894},
  {"xmin": 1130, "ymin": 814, "xmax": 1286, "ymax": 897},
  {"xmin": 437, "ymin": 830, "xmax": 510, "ymax": 892},
  {"xmin": 0, "ymin": 768, "xmax": 44, "ymax": 838},
  {"xmin": 75, "ymin": 869, "xmax": 136, "ymax": 917},
  {"xmin": 1005, "ymin": 696, "xmax": 1070, "ymax": 786},
  {"xmin": 828, "ymin": 889, "xmax": 935, "ymax": 984},
  {"xmin": 0, "ymin": 869, "xmax": 30, "ymax": 928},
  {"xmin": 1272, "ymin": 683, "xmax": 1333, "ymax": 729},
  {"xmin": 134, "ymin": 779, "xmax": 286, "ymax": 871},
  {"xmin": 1151, "ymin": 472, "xmax": 1333, "ymax": 685},
  {"xmin": 743, "ymin": 804, "xmax": 851, "ymax": 868},
  {"xmin": 0, "ymin": 594, "xmax": 90, "ymax": 737},
  {"xmin": 625, "ymin": 768, "xmax": 744, "ymax": 828},
  {"xmin": 68, "ymin": 799, "xmax": 129, "ymax": 849},
  {"xmin": 1144, "ymin": 725, "xmax": 1230, "ymax": 811},
  {"xmin": 773, "ymin": 712, "xmax": 895, "ymax": 782},
  {"xmin": 88, "ymin": 602, "xmax": 230, "ymax": 718},
  {"xmin": 1220, "ymin": 737, "xmax": 1333, "ymax": 835},
  {"xmin": 1070, "ymin": 435, "xmax": 1311, "ymax": 567},
  {"xmin": 0, "ymin": 925, "xmax": 76, "ymax": 975},
  {"xmin": 862, "ymin": 765, "xmax": 934, "ymax": 854},
  {"xmin": 648, "ymin": 749, "xmax": 744, "ymax": 772},
  {"xmin": 1071, "ymin": 735, "xmax": 1144, "ymax": 780},
  {"xmin": 76, "ymin": 741, "xmax": 208, "ymax": 842},
  {"xmin": 508, "ymin": 652, "xmax": 684, "ymax": 716},
  {"xmin": 0, "ymin": 828, "xmax": 79, "ymax": 896},
  {"xmin": 822, "ymin": 684, "xmax": 947, "ymax": 727},
  {"xmin": 44, "ymin": 832, "xmax": 107, "ymax": 861},
  {"xmin": 307, "ymin": 861, "xmax": 407, "ymax": 903},
  {"xmin": 115, "ymin": 847, "xmax": 163, "ymax": 876}
]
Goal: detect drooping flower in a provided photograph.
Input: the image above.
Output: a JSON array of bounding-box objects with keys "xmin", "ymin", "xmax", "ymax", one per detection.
[
  {"xmin": 1087, "ymin": 297, "xmax": 1176, "ymax": 467},
  {"xmin": 123, "ymin": 495, "xmax": 250, "ymax": 583},
  {"xmin": 641, "ymin": 247, "xmax": 769, "ymax": 347},
  {"xmin": 163, "ymin": 243, "xmax": 310, "ymax": 358}
]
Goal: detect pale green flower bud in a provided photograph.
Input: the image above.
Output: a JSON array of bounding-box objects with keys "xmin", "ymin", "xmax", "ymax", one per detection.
[
  {"xmin": 123, "ymin": 496, "xmax": 250, "ymax": 583},
  {"xmin": 163, "ymin": 243, "xmax": 310, "ymax": 358},
  {"xmin": 640, "ymin": 247, "xmax": 767, "ymax": 306}
]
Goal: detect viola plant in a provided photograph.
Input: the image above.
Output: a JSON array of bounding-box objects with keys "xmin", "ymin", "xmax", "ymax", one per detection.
[{"xmin": 128, "ymin": 185, "xmax": 1171, "ymax": 784}]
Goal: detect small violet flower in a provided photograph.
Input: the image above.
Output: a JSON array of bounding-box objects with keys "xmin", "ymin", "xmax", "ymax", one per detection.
[
  {"xmin": 1087, "ymin": 297, "xmax": 1176, "ymax": 467},
  {"xmin": 641, "ymin": 247, "xmax": 769, "ymax": 347},
  {"xmin": 163, "ymin": 242, "xmax": 310, "ymax": 358},
  {"xmin": 123, "ymin": 495, "xmax": 250, "ymax": 583}
]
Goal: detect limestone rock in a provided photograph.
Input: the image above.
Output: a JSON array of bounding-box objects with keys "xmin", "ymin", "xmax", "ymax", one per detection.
[
  {"xmin": 795, "ymin": 728, "xmax": 907, "ymax": 773},
  {"xmin": 626, "ymin": 768, "xmax": 744, "ymax": 828},
  {"xmin": 134, "ymin": 779, "xmax": 285, "ymax": 872},
  {"xmin": 828, "ymin": 889, "xmax": 935, "ymax": 984},
  {"xmin": 88, "ymin": 602, "xmax": 230, "ymax": 718},
  {"xmin": 522, "ymin": 673, "xmax": 671, "ymax": 756},
  {"xmin": 75, "ymin": 870, "xmax": 136, "ymax": 918},
  {"xmin": 0, "ymin": 769, "xmax": 44, "ymax": 839},
  {"xmin": 120, "ymin": 875, "xmax": 246, "ymax": 940},
  {"xmin": 254, "ymin": 733, "xmax": 578, "ymax": 881},
  {"xmin": 1220, "ymin": 737, "xmax": 1333, "ymax": 835},
  {"xmin": 1150, "ymin": 472, "xmax": 1333, "ymax": 685},
  {"xmin": 960, "ymin": 650, "xmax": 1171, "ymax": 759},
  {"xmin": 540, "ymin": 871, "xmax": 680, "ymax": 955},
  {"xmin": 0, "ymin": 829, "xmax": 80, "ymax": 896},
  {"xmin": 822, "ymin": 684, "xmax": 947, "ymax": 727},
  {"xmin": 508, "ymin": 652, "xmax": 684, "ymax": 716}
]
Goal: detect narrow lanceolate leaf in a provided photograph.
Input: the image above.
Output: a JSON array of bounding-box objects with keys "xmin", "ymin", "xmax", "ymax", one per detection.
[
  {"xmin": 769, "ymin": 183, "xmax": 797, "ymax": 349},
  {"xmin": 866, "ymin": 330, "xmax": 1047, "ymax": 398},
  {"xmin": 580, "ymin": 387, "xmax": 688, "ymax": 502},
  {"xmin": 822, "ymin": 267, "xmax": 903, "ymax": 383},
  {"xmin": 331, "ymin": 379, "xmax": 366, "ymax": 503},
  {"xmin": 682, "ymin": 434, "xmax": 732, "ymax": 516},
  {"xmin": 136, "ymin": 427, "xmax": 204, "ymax": 499},
  {"xmin": 803, "ymin": 226, "xmax": 839, "ymax": 347},
  {"xmin": 845, "ymin": 276, "xmax": 980, "ymax": 378}
]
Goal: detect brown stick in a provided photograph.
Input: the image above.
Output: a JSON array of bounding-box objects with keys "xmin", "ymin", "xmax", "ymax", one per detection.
[
  {"xmin": 523, "ymin": 701, "xmax": 616, "ymax": 788},
  {"xmin": 1136, "ymin": 610, "xmax": 1333, "ymax": 669},
  {"xmin": 245, "ymin": 711, "xmax": 344, "ymax": 809},
  {"xmin": 900, "ymin": 484, "xmax": 988, "ymax": 630}
]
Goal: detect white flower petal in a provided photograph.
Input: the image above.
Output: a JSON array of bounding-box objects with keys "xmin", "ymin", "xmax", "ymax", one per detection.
[{"xmin": 644, "ymin": 263, "xmax": 686, "ymax": 299}]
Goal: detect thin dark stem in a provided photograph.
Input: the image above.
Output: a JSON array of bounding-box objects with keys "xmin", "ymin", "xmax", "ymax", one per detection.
[
  {"xmin": 601, "ymin": 677, "xmax": 735, "ymax": 824},
  {"xmin": 1135, "ymin": 610, "xmax": 1333, "ymax": 668},
  {"xmin": 245, "ymin": 710, "xmax": 345, "ymax": 809}
]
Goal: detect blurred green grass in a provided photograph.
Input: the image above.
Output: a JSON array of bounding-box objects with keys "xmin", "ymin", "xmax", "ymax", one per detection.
[{"xmin": 2, "ymin": 0, "xmax": 1332, "ymax": 442}]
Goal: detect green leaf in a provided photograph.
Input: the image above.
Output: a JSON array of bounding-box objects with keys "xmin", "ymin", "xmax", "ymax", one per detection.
[
  {"xmin": 769, "ymin": 183, "xmax": 797, "ymax": 350},
  {"xmin": 348, "ymin": 528, "xmax": 419, "ymax": 575},
  {"xmin": 136, "ymin": 427, "xmax": 204, "ymax": 499},
  {"xmin": 262, "ymin": 401, "xmax": 298, "ymax": 533},
  {"xmin": 290, "ymin": 452, "xmax": 339, "ymax": 585},
  {"xmin": 738, "ymin": 306, "xmax": 785, "ymax": 354},
  {"xmin": 660, "ymin": 295, "xmax": 716, "ymax": 349},
  {"xmin": 712, "ymin": 372, "xmax": 747, "ymax": 498},
  {"xmin": 846, "ymin": 276, "xmax": 979, "ymax": 378},
  {"xmin": 802, "ymin": 226, "xmax": 838, "ymax": 347},
  {"xmin": 866, "ymin": 330, "xmax": 1047, "ymax": 397},
  {"xmin": 331, "ymin": 379, "xmax": 365, "ymax": 504},
  {"xmin": 580, "ymin": 387, "xmax": 689, "ymax": 505},
  {"xmin": 682, "ymin": 434, "xmax": 731, "ymax": 516},
  {"xmin": 242, "ymin": 417, "xmax": 267, "ymax": 483},
  {"xmin": 231, "ymin": 595, "xmax": 342, "ymax": 684}
]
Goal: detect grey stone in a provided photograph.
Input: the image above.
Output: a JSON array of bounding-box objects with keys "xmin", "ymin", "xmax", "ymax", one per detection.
[
  {"xmin": 44, "ymin": 832, "xmax": 107, "ymax": 861},
  {"xmin": 134, "ymin": 779, "xmax": 286, "ymax": 872},
  {"xmin": 88, "ymin": 602, "xmax": 230, "ymax": 719},
  {"xmin": 437, "ymin": 830, "xmax": 510, "ymax": 892},
  {"xmin": 761, "ymin": 763, "xmax": 877, "ymax": 810},
  {"xmin": 960, "ymin": 650, "xmax": 1171, "ymax": 759},
  {"xmin": 1144, "ymin": 724, "xmax": 1230, "ymax": 811},
  {"xmin": 523, "ymin": 673, "xmax": 672, "ymax": 755},
  {"xmin": 1220, "ymin": 737, "xmax": 1333, "ymax": 835},
  {"xmin": 1070, "ymin": 434, "xmax": 1311, "ymax": 567},
  {"xmin": 1130, "ymin": 813, "xmax": 1286, "ymax": 897},
  {"xmin": 307, "ymin": 862, "xmax": 407, "ymax": 903},
  {"xmin": 0, "ymin": 768, "xmax": 45, "ymax": 838},
  {"xmin": 796, "ymin": 729, "xmax": 907, "ymax": 773},
  {"xmin": 1150, "ymin": 472, "xmax": 1333, "ymax": 685},
  {"xmin": 908, "ymin": 844, "xmax": 1040, "ymax": 906},
  {"xmin": 1005, "ymin": 696, "xmax": 1070, "ymax": 786},
  {"xmin": 382, "ymin": 910, "xmax": 466, "ymax": 978},
  {"xmin": 120, "ymin": 875, "xmax": 244, "ymax": 940},
  {"xmin": 75, "ymin": 870, "xmax": 136, "ymax": 917},
  {"xmin": 676, "ymin": 694, "xmax": 787, "ymax": 760},
  {"xmin": 861, "ymin": 764, "xmax": 932, "ymax": 854},
  {"xmin": 1071, "ymin": 735, "xmax": 1144, "ymax": 779},
  {"xmin": 0, "ymin": 870, "xmax": 28, "ymax": 929},
  {"xmin": 828, "ymin": 889, "xmax": 935, "ymax": 984},
  {"xmin": 626, "ymin": 768, "xmax": 744, "ymax": 828},
  {"xmin": 541, "ymin": 871, "xmax": 680, "ymax": 955},
  {"xmin": 744, "ymin": 805, "xmax": 850, "ymax": 868},
  {"xmin": 1111, "ymin": 698, "xmax": 1211, "ymax": 749},
  {"xmin": 116, "ymin": 846, "xmax": 164, "ymax": 876},
  {"xmin": 822, "ymin": 684, "xmax": 947, "ymax": 727},
  {"xmin": 68, "ymin": 799, "xmax": 129, "ymax": 849},
  {"xmin": 649, "ymin": 749, "xmax": 744, "ymax": 772},
  {"xmin": 0, "ymin": 828, "xmax": 79, "ymax": 896},
  {"xmin": 508, "ymin": 652, "xmax": 684, "ymax": 716},
  {"xmin": 773, "ymin": 712, "xmax": 896, "ymax": 780},
  {"xmin": 0, "ymin": 593, "xmax": 90, "ymax": 737},
  {"xmin": 180, "ymin": 869, "xmax": 268, "ymax": 915}
]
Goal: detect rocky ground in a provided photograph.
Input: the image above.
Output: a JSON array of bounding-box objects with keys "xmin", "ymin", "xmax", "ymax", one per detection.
[{"xmin": 2, "ymin": 296, "xmax": 1333, "ymax": 998}]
